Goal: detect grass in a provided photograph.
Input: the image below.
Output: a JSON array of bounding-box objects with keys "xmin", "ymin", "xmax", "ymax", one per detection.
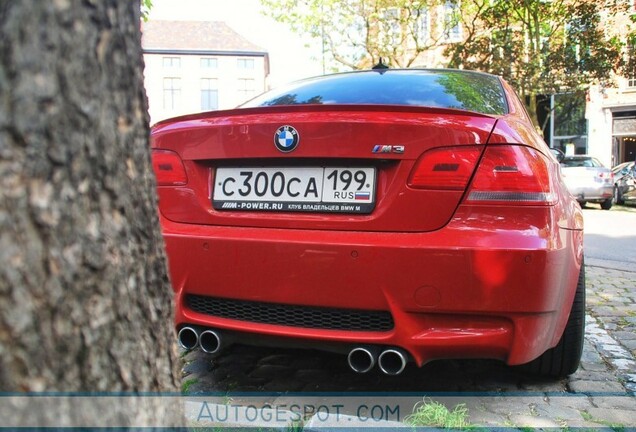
[
  {"xmin": 616, "ymin": 316, "xmax": 631, "ymax": 328},
  {"xmin": 187, "ymin": 427, "xmax": 273, "ymax": 432},
  {"xmin": 580, "ymin": 410, "xmax": 625, "ymax": 431},
  {"xmin": 287, "ymin": 420, "xmax": 305, "ymax": 432},
  {"xmin": 182, "ymin": 377, "xmax": 198, "ymax": 393},
  {"xmin": 555, "ymin": 417, "xmax": 570, "ymax": 430},
  {"xmin": 405, "ymin": 398, "xmax": 472, "ymax": 429}
]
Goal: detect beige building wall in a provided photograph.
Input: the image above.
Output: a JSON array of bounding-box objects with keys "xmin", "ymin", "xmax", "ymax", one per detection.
[
  {"xmin": 144, "ymin": 52, "xmax": 267, "ymax": 124},
  {"xmin": 587, "ymin": 80, "xmax": 636, "ymax": 167}
]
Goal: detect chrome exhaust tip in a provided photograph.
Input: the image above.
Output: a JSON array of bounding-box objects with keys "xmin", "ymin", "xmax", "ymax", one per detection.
[
  {"xmin": 177, "ymin": 326, "xmax": 199, "ymax": 350},
  {"xmin": 378, "ymin": 348, "xmax": 407, "ymax": 375},
  {"xmin": 199, "ymin": 330, "xmax": 222, "ymax": 354},
  {"xmin": 347, "ymin": 347, "xmax": 377, "ymax": 373}
]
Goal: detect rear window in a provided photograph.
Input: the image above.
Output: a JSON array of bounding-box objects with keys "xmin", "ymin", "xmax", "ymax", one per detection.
[
  {"xmin": 561, "ymin": 157, "xmax": 603, "ymax": 168},
  {"xmin": 612, "ymin": 162, "xmax": 633, "ymax": 174},
  {"xmin": 242, "ymin": 69, "xmax": 508, "ymax": 115}
]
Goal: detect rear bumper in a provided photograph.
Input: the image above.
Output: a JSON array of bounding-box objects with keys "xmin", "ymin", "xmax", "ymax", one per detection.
[
  {"xmin": 163, "ymin": 205, "xmax": 583, "ymax": 366},
  {"xmin": 566, "ymin": 184, "xmax": 613, "ymax": 202}
]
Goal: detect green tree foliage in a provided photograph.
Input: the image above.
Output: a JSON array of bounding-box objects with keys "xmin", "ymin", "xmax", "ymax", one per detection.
[
  {"xmin": 260, "ymin": 0, "xmax": 456, "ymax": 69},
  {"xmin": 445, "ymin": 0, "xmax": 630, "ymax": 125},
  {"xmin": 262, "ymin": 0, "xmax": 633, "ymax": 127},
  {"xmin": 141, "ymin": 0, "xmax": 153, "ymax": 22}
]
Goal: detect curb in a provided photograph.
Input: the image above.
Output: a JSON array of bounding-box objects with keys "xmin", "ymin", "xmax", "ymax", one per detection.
[{"xmin": 586, "ymin": 257, "xmax": 636, "ymax": 273}]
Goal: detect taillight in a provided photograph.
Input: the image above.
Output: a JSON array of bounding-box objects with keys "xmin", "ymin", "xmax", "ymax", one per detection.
[
  {"xmin": 466, "ymin": 145, "xmax": 556, "ymax": 205},
  {"xmin": 408, "ymin": 146, "xmax": 482, "ymax": 190},
  {"xmin": 151, "ymin": 149, "xmax": 188, "ymax": 186}
]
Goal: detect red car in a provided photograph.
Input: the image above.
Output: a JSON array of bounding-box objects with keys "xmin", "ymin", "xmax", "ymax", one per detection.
[{"xmin": 151, "ymin": 69, "xmax": 585, "ymax": 378}]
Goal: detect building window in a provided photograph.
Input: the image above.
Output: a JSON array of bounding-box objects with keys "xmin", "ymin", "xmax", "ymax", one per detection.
[
  {"xmin": 415, "ymin": 8, "xmax": 430, "ymax": 45},
  {"xmin": 380, "ymin": 8, "xmax": 401, "ymax": 47},
  {"xmin": 550, "ymin": 92, "xmax": 588, "ymax": 155},
  {"xmin": 237, "ymin": 58, "xmax": 255, "ymax": 69},
  {"xmin": 237, "ymin": 78, "xmax": 256, "ymax": 100},
  {"xmin": 201, "ymin": 57, "xmax": 218, "ymax": 69},
  {"xmin": 442, "ymin": 1, "xmax": 462, "ymax": 42},
  {"xmin": 162, "ymin": 57, "xmax": 181, "ymax": 68},
  {"xmin": 201, "ymin": 78, "xmax": 219, "ymax": 111},
  {"xmin": 628, "ymin": 42, "xmax": 636, "ymax": 88},
  {"xmin": 163, "ymin": 78, "xmax": 181, "ymax": 110}
]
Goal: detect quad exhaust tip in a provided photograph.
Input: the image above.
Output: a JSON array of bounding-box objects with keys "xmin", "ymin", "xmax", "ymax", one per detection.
[
  {"xmin": 347, "ymin": 347, "xmax": 377, "ymax": 373},
  {"xmin": 378, "ymin": 348, "xmax": 408, "ymax": 376},
  {"xmin": 199, "ymin": 330, "xmax": 222, "ymax": 354},
  {"xmin": 177, "ymin": 326, "xmax": 199, "ymax": 350}
]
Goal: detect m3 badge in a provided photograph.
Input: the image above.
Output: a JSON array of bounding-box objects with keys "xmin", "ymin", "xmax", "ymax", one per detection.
[{"xmin": 372, "ymin": 145, "xmax": 405, "ymax": 154}]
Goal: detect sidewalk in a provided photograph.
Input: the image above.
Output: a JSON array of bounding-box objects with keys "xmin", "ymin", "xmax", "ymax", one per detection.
[{"xmin": 584, "ymin": 264, "xmax": 636, "ymax": 391}]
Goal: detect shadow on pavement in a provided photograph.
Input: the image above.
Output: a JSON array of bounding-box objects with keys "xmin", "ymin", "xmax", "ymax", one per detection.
[{"xmin": 183, "ymin": 344, "xmax": 566, "ymax": 394}]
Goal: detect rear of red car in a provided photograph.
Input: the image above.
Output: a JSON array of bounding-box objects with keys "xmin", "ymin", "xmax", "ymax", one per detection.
[{"xmin": 151, "ymin": 70, "xmax": 584, "ymax": 377}]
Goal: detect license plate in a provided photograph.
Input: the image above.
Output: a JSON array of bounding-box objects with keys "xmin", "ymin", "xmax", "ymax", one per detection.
[{"xmin": 213, "ymin": 167, "xmax": 376, "ymax": 213}]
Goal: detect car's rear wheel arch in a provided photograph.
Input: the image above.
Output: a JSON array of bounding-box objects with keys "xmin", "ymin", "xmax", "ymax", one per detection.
[{"xmin": 517, "ymin": 258, "xmax": 585, "ymax": 378}]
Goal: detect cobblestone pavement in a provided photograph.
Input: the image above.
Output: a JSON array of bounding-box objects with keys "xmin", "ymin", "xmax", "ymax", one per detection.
[{"xmin": 182, "ymin": 263, "xmax": 636, "ymax": 429}]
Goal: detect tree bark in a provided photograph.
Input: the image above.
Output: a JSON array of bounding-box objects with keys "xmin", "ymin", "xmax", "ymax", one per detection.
[{"xmin": 0, "ymin": 0, "xmax": 179, "ymax": 401}]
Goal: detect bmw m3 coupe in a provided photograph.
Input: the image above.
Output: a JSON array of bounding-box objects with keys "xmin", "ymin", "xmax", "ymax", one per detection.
[{"xmin": 151, "ymin": 69, "xmax": 585, "ymax": 378}]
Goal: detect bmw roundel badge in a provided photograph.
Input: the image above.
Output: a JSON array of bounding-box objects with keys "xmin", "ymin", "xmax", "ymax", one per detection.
[{"xmin": 274, "ymin": 125, "xmax": 299, "ymax": 153}]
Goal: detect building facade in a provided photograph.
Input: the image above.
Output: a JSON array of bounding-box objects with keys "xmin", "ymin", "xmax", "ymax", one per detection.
[
  {"xmin": 582, "ymin": 1, "xmax": 636, "ymax": 168},
  {"xmin": 586, "ymin": 80, "xmax": 636, "ymax": 168},
  {"xmin": 142, "ymin": 21, "xmax": 269, "ymax": 124}
]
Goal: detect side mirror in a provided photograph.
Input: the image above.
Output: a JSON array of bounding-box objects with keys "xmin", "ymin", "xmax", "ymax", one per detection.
[{"xmin": 550, "ymin": 148, "xmax": 565, "ymax": 163}]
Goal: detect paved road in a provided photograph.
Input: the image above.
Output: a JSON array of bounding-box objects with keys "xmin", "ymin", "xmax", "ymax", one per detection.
[
  {"xmin": 583, "ymin": 203, "xmax": 636, "ymax": 271},
  {"xmin": 181, "ymin": 205, "xmax": 636, "ymax": 429}
]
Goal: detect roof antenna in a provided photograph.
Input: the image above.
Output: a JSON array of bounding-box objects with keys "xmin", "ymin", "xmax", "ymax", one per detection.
[{"xmin": 372, "ymin": 58, "xmax": 389, "ymax": 70}]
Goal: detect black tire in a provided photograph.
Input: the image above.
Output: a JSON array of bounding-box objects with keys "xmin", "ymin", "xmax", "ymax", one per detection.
[
  {"xmin": 517, "ymin": 260, "xmax": 585, "ymax": 378},
  {"xmin": 614, "ymin": 186, "xmax": 624, "ymax": 205},
  {"xmin": 601, "ymin": 198, "xmax": 612, "ymax": 210}
]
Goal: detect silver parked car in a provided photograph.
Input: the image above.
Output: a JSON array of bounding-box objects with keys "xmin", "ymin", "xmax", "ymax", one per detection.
[
  {"xmin": 560, "ymin": 155, "xmax": 614, "ymax": 210},
  {"xmin": 612, "ymin": 161, "xmax": 636, "ymax": 205}
]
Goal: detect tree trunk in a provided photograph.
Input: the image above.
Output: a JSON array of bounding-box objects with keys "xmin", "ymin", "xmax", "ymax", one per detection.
[
  {"xmin": 526, "ymin": 92, "xmax": 540, "ymax": 128},
  {"xmin": 0, "ymin": 0, "xmax": 179, "ymax": 402}
]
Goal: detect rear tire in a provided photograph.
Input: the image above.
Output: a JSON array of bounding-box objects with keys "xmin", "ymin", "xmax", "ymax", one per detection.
[
  {"xmin": 601, "ymin": 198, "xmax": 612, "ymax": 210},
  {"xmin": 614, "ymin": 186, "xmax": 624, "ymax": 205},
  {"xmin": 517, "ymin": 259, "xmax": 585, "ymax": 378}
]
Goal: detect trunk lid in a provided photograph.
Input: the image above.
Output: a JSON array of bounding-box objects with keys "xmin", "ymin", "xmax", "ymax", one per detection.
[{"xmin": 152, "ymin": 105, "xmax": 498, "ymax": 232}]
